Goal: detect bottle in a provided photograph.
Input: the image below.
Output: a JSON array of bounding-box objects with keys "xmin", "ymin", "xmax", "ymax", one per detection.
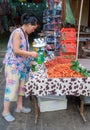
[
  {"xmin": 37, "ymin": 49, "xmax": 42, "ymax": 64},
  {"xmin": 41, "ymin": 50, "xmax": 44, "ymax": 62}
]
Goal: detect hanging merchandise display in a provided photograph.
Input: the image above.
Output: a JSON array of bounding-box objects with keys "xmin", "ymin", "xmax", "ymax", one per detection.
[
  {"xmin": 43, "ymin": 0, "xmax": 62, "ymax": 56},
  {"xmin": 64, "ymin": 0, "xmax": 75, "ymax": 25}
]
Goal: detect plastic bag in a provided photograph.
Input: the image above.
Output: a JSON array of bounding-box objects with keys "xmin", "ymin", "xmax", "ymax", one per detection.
[{"xmin": 64, "ymin": 0, "xmax": 75, "ymax": 25}]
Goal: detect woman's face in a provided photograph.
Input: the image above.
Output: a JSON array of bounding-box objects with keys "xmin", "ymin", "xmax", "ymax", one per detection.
[{"xmin": 26, "ymin": 24, "xmax": 38, "ymax": 34}]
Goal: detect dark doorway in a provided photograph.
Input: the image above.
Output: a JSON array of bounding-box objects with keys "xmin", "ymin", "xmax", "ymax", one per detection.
[{"xmin": 88, "ymin": 0, "xmax": 90, "ymax": 27}]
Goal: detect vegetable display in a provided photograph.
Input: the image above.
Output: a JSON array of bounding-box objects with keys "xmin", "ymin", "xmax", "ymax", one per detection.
[
  {"xmin": 44, "ymin": 56, "xmax": 71, "ymax": 69},
  {"xmin": 44, "ymin": 57, "xmax": 89, "ymax": 78}
]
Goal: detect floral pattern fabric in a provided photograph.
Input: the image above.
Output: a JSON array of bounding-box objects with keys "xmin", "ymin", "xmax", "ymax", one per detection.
[
  {"xmin": 3, "ymin": 28, "xmax": 31, "ymax": 73},
  {"xmin": 4, "ymin": 65, "xmax": 25, "ymax": 102}
]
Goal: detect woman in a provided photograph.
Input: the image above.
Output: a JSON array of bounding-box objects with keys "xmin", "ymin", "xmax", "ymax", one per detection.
[{"xmin": 2, "ymin": 13, "xmax": 39, "ymax": 122}]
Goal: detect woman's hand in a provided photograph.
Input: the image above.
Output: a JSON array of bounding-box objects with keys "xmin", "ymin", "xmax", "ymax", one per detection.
[{"xmin": 31, "ymin": 52, "xmax": 38, "ymax": 58}]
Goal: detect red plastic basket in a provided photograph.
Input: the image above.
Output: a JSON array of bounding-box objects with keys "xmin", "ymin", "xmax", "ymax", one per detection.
[
  {"xmin": 59, "ymin": 53, "xmax": 76, "ymax": 60},
  {"xmin": 60, "ymin": 40, "xmax": 76, "ymax": 45},
  {"xmin": 61, "ymin": 28, "xmax": 76, "ymax": 41},
  {"xmin": 60, "ymin": 43, "xmax": 76, "ymax": 53}
]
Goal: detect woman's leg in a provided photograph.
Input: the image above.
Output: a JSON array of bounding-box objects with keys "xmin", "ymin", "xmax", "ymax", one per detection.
[
  {"xmin": 16, "ymin": 95, "xmax": 31, "ymax": 113},
  {"xmin": 16, "ymin": 95, "xmax": 23, "ymax": 110},
  {"xmin": 2, "ymin": 101, "xmax": 11, "ymax": 114},
  {"xmin": 15, "ymin": 77, "xmax": 31, "ymax": 113},
  {"xmin": 16, "ymin": 77, "xmax": 25, "ymax": 110},
  {"xmin": 3, "ymin": 65, "xmax": 20, "ymax": 113},
  {"xmin": 2, "ymin": 100, "xmax": 15, "ymax": 122}
]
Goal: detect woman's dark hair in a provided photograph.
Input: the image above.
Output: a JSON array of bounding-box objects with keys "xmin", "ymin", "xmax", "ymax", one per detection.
[{"xmin": 21, "ymin": 13, "xmax": 39, "ymax": 25}]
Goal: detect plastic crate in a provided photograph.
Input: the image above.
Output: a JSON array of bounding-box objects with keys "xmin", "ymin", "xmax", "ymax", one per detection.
[
  {"xmin": 38, "ymin": 95, "xmax": 66, "ymax": 100},
  {"xmin": 59, "ymin": 54, "xmax": 76, "ymax": 60},
  {"xmin": 60, "ymin": 40, "xmax": 76, "ymax": 45},
  {"xmin": 38, "ymin": 97, "xmax": 67, "ymax": 112},
  {"xmin": 60, "ymin": 43, "xmax": 76, "ymax": 53},
  {"xmin": 61, "ymin": 28, "xmax": 76, "ymax": 41}
]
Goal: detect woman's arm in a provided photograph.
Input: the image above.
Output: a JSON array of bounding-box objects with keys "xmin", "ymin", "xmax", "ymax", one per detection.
[{"xmin": 12, "ymin": 31, "xmax": 38, "ymax": 58}]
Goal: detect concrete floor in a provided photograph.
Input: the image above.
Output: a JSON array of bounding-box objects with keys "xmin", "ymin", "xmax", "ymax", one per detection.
[{"xmin": 0, "ymin": 57, "xmax": 90, "ymax": 130}]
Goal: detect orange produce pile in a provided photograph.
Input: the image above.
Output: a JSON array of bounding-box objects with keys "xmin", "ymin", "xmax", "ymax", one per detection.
[
  {"xmin": 47, "ymin": 63, "xmax": 83, "ymax": 78},
  {"xmin": 44, "ymin": 57, "xmax": 72, "ymax": 69}
]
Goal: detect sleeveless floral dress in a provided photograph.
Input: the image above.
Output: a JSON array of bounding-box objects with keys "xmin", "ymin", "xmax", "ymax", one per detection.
[{"xmin": 3, "ymin": 28, "xmax": 33, "ymax": 101}]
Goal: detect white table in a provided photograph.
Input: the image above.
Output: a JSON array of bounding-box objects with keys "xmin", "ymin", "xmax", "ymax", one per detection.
[{"xmin": 24, "ymin": 64, "xmax": 90, "ymax": 123}]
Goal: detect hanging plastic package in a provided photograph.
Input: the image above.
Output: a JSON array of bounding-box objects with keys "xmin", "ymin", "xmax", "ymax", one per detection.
[
  {"xmin": 35, "ymin": 49, "xmax": 44, "ymax": 64},
  {"xmin": 64, "ymin": 0, "xmax": 75, "ymax": 25}
]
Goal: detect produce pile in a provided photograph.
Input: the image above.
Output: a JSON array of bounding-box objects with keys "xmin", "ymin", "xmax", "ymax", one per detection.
[
  {"xmin": 44, "ymin": 57, "xmax": 71, "ymax": 69},
  {"xmin": 44, "ymin": 57, "xmax": 89, "ymax": 78}
]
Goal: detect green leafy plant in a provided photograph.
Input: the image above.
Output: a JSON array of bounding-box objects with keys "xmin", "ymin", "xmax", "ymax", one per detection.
[{"xmin": 70, "ymin": 61, "xmax": 89, "ymax": 77}]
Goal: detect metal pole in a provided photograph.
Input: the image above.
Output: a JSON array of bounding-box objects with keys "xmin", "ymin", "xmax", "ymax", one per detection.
[{"xmin": 76, "ymin": 0, "xmax": 84, "ymax": 61}]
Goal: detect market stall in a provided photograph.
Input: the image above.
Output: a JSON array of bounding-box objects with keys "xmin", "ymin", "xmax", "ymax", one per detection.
[
  {"xmin": 24, "ymin": 59, "xmax": 90, "ymax": 124},
  {"xmin": 23, "ymin": 0, "xmax": 90, "ymax": 124}
]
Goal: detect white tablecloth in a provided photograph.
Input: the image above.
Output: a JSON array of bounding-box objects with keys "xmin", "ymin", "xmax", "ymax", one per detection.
[{"xmin": 24, "ymin": 69, "xmax": 90, "ymax": 97}]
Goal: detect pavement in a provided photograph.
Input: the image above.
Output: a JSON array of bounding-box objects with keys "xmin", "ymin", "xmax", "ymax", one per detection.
[{"xmin": 0, "ymin": 55, "xmax": 90, "ymax": 130}]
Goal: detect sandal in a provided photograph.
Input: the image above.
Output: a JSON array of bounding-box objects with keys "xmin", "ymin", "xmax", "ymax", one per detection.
[
  {"xmin": 15, "ymin": 107, "xmax": 31, "ymax": 113},
  {"xmin": 2, "ymin": 113, "xmax": 15, "ymax": 122}
]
